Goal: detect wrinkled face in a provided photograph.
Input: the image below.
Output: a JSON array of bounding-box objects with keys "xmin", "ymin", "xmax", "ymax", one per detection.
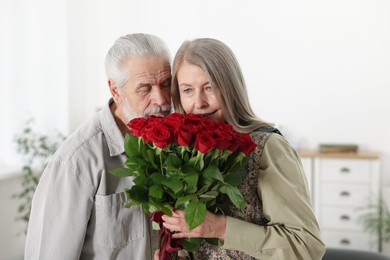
[
  {"xmin": 177, "ymin": 61, "xmax": 225, "ymax": 122},
  {"xmin": 112, "ymin": 55, "xmax": 171, "ymax": 123}
]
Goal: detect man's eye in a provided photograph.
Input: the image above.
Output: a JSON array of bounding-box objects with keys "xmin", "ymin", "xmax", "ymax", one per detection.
[
  {"xmin": 137, "ymin": 85, "xmax": 151, "ymax": 94},
  {"xmin": 161, "ymin": 80, "xmax": 171, "ymax": 89}
]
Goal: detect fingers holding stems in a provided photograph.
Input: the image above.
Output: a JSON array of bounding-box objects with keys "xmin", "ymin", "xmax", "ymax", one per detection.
[{"xmin": 161, "ymin": 210, "xmax": 227, "ymax": 240}]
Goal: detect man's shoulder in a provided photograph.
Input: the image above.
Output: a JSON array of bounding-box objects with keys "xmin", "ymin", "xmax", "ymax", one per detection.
[{"xmin": 53, "ymin": 113, "xmax": 105, "ymax": 162}]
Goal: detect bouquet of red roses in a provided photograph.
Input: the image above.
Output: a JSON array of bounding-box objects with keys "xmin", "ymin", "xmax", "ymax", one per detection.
[{"xmin": 110, "ymin": 113, "xmax": 256, "ymax": 259}]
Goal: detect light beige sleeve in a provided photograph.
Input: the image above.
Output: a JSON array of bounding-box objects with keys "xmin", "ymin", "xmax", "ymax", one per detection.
[{"xmin": 222, "ymin": 133, "xmax": 326, "ymax": 259}]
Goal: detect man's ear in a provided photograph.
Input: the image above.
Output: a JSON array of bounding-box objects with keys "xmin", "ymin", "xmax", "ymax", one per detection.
[{"xmin": 108, "ymin": 79, "xmax": 121, "ymax": 103}]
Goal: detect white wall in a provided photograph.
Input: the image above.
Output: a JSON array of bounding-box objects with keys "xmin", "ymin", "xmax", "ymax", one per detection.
[
  {"xmin": 0, "ymin": 0, "xmax": 69, "ymax": 166},
  {"xmin": 71, "ymin": 0, "xmax": 390, "ymax": 184}
]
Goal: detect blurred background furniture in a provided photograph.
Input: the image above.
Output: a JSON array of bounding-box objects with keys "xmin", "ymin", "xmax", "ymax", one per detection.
[{"xmin": 299, "ymin": 151, "xmax": 381, "ymax": 251}]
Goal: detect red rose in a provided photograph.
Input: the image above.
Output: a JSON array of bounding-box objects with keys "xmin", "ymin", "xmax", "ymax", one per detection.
[
  {"xmin": 239, "ymin": 133, "xmax": 257, "ymax": 155},
  {"xmin": 127, "ymin": 117, "xmax": 147, "ymax": 137},
  {"xmin": 142, "ymin": 122, "xmax": 171, "ymax": 148},
  {"xmin": 219, "ymin": 122, "xmax": 233, "ymax": 131},
  {"xmin": 214, "ymin": 129, "xmax": 234, "ymax": 150},
  {"xmin": 199, "ymin": 118, "xmax": 218, "ymax": 131},
  {"xmin": 177, "ymin": 124, "xmax": 198, "ymax": 146},
  {"xmin": 195, "ymin": 131, "xmax": 217, "ymax": 154},
  {"xmin": 162, "ymin": 119, "xmax": 179, "ymax": 131},
  {"xmin": 167, "ymin": 112, "xmax": 185, "ymax": 121},
  {"xmin": 183, "ymin": 114, "xmax": 202, "ymax": 126},
  {"xmin": 146, "ymin": 115, "xmax": 164, "ymax": 124},
  {"xmin": 227, "ymin": 142, "xmax": 240, "ymax": 153},
  {"xmin": 162, "ymin": 116, "xmax": 182, "ymax": 143}
]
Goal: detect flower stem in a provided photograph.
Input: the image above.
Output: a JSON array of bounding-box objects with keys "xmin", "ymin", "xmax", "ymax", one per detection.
[{"xmin": 159, "ymin": 152, "xmax": 164, "ymax": 175}]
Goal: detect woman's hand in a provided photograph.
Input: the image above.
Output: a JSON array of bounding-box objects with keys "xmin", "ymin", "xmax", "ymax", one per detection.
[
  {"xmin": 153, "ymin": 249, "xmax": 159, "ymax": 260},
  {"xmin": 161, "ymin": 210, "xmax": 227, "ymax": 240}
]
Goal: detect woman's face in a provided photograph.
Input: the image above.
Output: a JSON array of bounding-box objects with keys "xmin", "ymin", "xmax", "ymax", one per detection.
[{"xmin": 176, "ymin": 61, "xmax": 226, "ymax": 122}]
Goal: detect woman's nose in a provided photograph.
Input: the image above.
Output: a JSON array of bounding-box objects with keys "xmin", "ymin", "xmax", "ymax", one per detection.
[{"xmin": 195, "ymin": 92, "xmax": 208, "ymax": 110}]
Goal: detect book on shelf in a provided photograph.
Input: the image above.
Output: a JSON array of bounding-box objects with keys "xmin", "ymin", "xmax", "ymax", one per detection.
[{"xmin": 319, "ymin": 144, "xmax": 358, "ymax": 153}]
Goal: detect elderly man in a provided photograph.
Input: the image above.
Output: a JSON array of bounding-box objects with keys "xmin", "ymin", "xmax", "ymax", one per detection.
[{"xmin": 25, "ymin": 33, "xmax": 172, "ymax": 260}]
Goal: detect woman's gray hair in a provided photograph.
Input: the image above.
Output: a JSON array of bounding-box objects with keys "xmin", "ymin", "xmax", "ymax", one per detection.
[
  {"xmin": 105, "ymin": 33, "xmax": 171, "ymax": 88},
  {"xmin": 172, "ymin": 38, "xmax": 272, "ymax": 133}
]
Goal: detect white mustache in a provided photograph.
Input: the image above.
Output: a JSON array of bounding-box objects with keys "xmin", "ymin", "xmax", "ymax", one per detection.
[{"xmin": 144, "ymin": 105, "xmax": 171, "ymax": 117}]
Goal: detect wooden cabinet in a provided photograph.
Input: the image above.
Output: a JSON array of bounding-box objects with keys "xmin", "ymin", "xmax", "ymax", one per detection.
[
  {"xmin": 299, "ymin": 152, "xmax": 380, "ymax": 252},
  {"xmin": 300, "ymin": 157, "xmax": 313, "ymax": 198}
]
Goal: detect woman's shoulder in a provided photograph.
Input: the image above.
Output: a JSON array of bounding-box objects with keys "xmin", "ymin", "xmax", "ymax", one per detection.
[
  {"xmin": 250, "ymin": 127, "xmax": 293, "ymax": 155},
  {"xmin": 249, "ymin": 127, "xmax": 283, "ymax": 144},
  {"xmin": 253, "ymin": 126, "xmax": 282, "ymax": 136}
]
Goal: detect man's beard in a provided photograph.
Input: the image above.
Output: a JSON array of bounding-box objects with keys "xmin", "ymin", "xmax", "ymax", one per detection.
[{"xmin": 122, "ymin": 97, "xmax": 171, "ymax": 122}]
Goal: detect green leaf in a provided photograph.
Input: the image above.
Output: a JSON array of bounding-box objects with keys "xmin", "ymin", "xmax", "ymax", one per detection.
[
  {"xmin": 150, "ymin": 172, "xmax": 166, "ymax": 184},
  {"xmin": 183, "ymin": 150, "xmax": 189, "ymax": 162},
  {"xmin": 125, "ymin": 157, "xmax": 148, "ymax": 173},
  {"xmin": 220, "ymin": 149, "xmax": 233, "ymax": 161},
  {"xmin": 197, "ymin": 156, "xmax": 205, "ymax": 171},
  {"xmin": 124, "ymin": 134, "xmax": 141, "ymax": 158},
  {"xmin": 109, "ymin": 167, "xmax": 136, "ymax": 177},
  {"xmin": 203, "ymin": 164, "xmax": 224, "ymax": 182},
  {"xmin": 175, "ymin": 194, "xmax": 195, "ymax": 209},
  {"xmin": 223, "ymin": 151, "xmax": 246, "ymax": 172},
  {"xmin": 161, "ymin": 179, "xmax": 184, "ymax": 193},
  {"xmin": 124, "ymin": 187, "xmax": 131, "ymax": 199},
  {"xmin": 187, "ymin": 156, "xmax": 197, "ymax": 167},
  {"xmin": 152, "ymin": 221, "xmax": 160, "ymax": 231},
  {"xmin": 204, "ymin": 238, "xmax": 219, "ymax": 246},
  {"xmin": 165, "ymin": 168, "xmax": 181, "ymax": 178},
  {"xmin": 226, "ymin": 185, "xmax": 245, "ymax": 209},
  {"xmin": 149, "ymin": 184, "xmax": 164, "ymax": 199},
  {"xmin": 223, "ymin": 169, "xmax": 244, "ymax": 187},
  {"xmin": 187, "ymin": 151, "xmax": 205, "ymax": 171},
  {"xmin": 166, "ymin": 153, "xmax": 182, "ymax": 169},
  {"xmin": 185, "ymin": 201, "xmax": 206, "ymax": 230},
  {"xmin": 160, "ymin": 205, "xmax": 173, "ymax": 216},
  {"xmin": 142, "ymin": 203, "xmax": 151, "ymax": 214},
  {"xmin": 182, "ymin": 238, "xmax": 202, "ymax": 252},
  {"xmin": 197, "ymin": 183, "xmax": 211, "ymax": 195},
  {"xmin": 128, "ymin": 185, "xmax": 148, "ymax": 204},
  {"xmin": 205, "ymin": 198, "xmax": 216, "ymax": 209},
  {"xmin": 124, "ymin": 200, "xmax": 135, "ymax": 208},
  {"xmin": 133, "ymin": 172, "xmax": 147, "ymax": 185},
  {"xmin": 146, "ymin": 149, "xmax": 159, "ymax": 169},
  {"xmin": 199, "ymin": 191, "xmax": 218, "ymax": 205},
  {"xmin": 217, "ymin": 184, "xmax": 227, "ymax": 194},
  {"xmin": 181, "ymin": 164, "xmax": 197, "ymax": 175},
  {"xmin": 148, "ymin": 203, "xmax": 158, "ymax": 213},
  {"xmin": 184, "ymin": 174, "xmax": 198, "ymax": 188},
  {"xmin": 147, "ymin": 200, "xmax": 173, "ymax": 217},
  {"xmin": 199, "ymin": 190, "xmax": 218, "ymax": 199}
]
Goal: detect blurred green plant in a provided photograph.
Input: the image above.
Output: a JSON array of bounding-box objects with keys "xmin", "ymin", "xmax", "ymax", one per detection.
[
  {"xmin": 359, "ymin": 196, "xmax": 390, "ymax": 249},
  {"xmin": 13, "ymin": 118, "xmax": 65, "ymax": 232}
]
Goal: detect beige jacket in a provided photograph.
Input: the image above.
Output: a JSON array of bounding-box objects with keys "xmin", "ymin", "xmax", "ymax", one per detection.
[{"xmin": 222, "ymin": 133, "xmax": 326, "ymax": 259}]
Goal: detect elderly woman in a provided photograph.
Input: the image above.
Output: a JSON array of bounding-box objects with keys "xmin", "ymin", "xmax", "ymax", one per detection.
[{"xmin": 158, "ymin": 38, "xmax": 325, "ymax": 260}]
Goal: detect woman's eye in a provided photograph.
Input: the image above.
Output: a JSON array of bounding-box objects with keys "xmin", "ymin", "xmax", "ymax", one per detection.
[
  {"xmin": 205, "ymin": 85, "xmax": 213, "ymax": 92},
  {"xmin": 183, "ymin": 88, "xmax": 192, "ymax": 94}
]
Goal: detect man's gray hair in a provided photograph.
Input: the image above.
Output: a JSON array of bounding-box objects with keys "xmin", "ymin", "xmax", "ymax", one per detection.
[{"xmin": 105, "ymin": 33, "xmax": 171, "ymax": 88}]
